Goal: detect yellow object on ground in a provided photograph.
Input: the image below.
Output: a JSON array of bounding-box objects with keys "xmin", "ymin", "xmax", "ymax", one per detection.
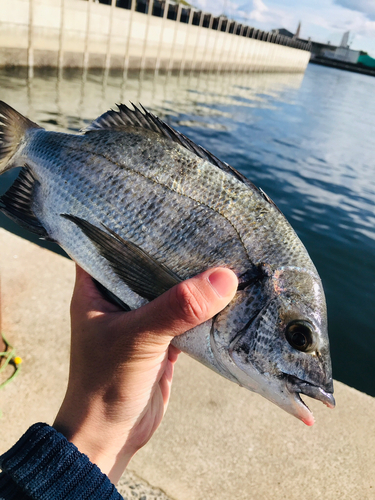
[{"xmin": 0, "ymin": 332, "xmax": 22, "ymax": 390}]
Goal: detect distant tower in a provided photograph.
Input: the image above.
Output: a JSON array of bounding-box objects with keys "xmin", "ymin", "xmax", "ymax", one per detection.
[
  {"xmin": 294, "ymin": 21, "xmax": 301, "ymax": 39},
  {"xmin": 340, "ymin": 31, "xmax": 350, "ymax": 48}
]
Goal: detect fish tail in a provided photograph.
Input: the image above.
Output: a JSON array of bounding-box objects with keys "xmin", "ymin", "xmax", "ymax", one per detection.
[{"xmin": 0, "ymin": 101, "xmax": 41, "ymax": 174}]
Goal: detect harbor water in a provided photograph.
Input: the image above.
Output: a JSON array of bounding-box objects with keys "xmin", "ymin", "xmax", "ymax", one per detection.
[{"xmin": 0, "ymin": 63, "xmax": 374, "ymax": 397}]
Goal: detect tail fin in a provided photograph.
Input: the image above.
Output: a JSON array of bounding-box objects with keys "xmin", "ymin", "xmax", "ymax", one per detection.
[{"xmin": 0, "ymin": 101, "xmax": 42, "ymax": 173}]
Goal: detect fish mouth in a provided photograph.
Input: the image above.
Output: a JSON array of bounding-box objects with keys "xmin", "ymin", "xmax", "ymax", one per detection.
[{"xmin": 286, "ymin": 375, "xmax": 335, "ymax": 426}]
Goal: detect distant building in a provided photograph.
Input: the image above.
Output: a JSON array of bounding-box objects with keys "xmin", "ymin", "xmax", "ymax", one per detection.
[
  {"xmin": 294, "ymin": 22, "xmax": 301, "ymax": 40},
  {"xmin": 280, "ymin": 25, "xmax": 375, "ymax": 74},
  {"xmin": 272, "ymin": 23, "xmax": 334, "ymax": 58},
  {"xmin": 321, "ymin": 46, "xmax": 360, "ymax": 64},
  {"xmin": 271, "ymin": 28, "xmax": 294, "ymax": 38},
  {"xmin": 320, "ymin": 32, "xmax": 360, "ymax": 64},
  {"xmin": 272, "ymin": 22, "xmax": 301, "ymax": 40},
  {"xmin": 340, "ymin": 31, "xmax": 350, "ymax": 48},
  {"xmin": 273, "ymin": 24, "xmax": 364, "ymax": 61},
  {"xmin": 301, "ymin": 40, "xmax": 336, "ymax": 58}
]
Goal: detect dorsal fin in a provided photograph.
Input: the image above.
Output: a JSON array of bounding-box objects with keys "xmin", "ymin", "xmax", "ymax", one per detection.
[
  {"xmin": 83, "ymin": 103, "xmax": 262, "ymax": 194},
  {"xmin": 258, "ymin": 188, "xmax": 283, "ymax": 214}
]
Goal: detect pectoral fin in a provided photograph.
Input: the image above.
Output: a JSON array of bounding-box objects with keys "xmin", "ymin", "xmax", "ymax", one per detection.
[
  {"xmin": 0, "ymin": 166, "xmax": 49, "ymax": 239},
  {"xmin": 62, "ymin": 214, "xmax": 181, "ymax": 301}
]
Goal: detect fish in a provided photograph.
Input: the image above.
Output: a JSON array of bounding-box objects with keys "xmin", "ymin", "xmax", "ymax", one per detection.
[{"xmin": 0, "ymin": 101, "xmax": 334, "ymax": 425}]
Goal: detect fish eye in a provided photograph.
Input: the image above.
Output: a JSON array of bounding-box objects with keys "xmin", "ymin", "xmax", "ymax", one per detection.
[{"xmin": 285, "ymin": 320, "xmax": 315, "ymax": 352}]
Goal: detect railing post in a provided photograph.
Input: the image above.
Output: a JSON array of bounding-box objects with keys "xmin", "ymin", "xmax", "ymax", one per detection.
[
  {"xmin": 176, "ymin": 4, "xmax": 182, "ymax": 22},
  {"xmin": 210, "ymin": 16, "xmax": 223, "ymax": 72},
  {"xmin": 58, "ymin": 0, "xmax": 66, "ymax": 72},
  {"xmin": 191, "ymin": 10, "xmax": 204, "ymax": 71},
  {"xmin": 180, "ymin": 8, "xmax": 194, "ymax": 73},
  {"xmin": 83, "ymin": 0, "xmax": 93, "ymax": 72},
  {"xmin": 217, "ymin": 18, "xmax": 231, "ymax": 72},
  {"xmin": 141, "ymin": 0, "xmax": 154, "ymax": 70},
  {"xmin": 227, "ymin": 21, "xmax": 238, "ymax": 71},
  {"xmin": 28, "ymin": 0, "xmax": 34, "ymax": 78},
  {"xmin": 200, "ymin": 14, "xmax": 213, "ymax": 71},
  {"xmin": 105, "ymin": 0, "xmax": 116, "ymax": 72},
  {"xmin": 123, "ymin": 0, "xmax": 136, "ymax": 74},
  {"xmin": 168, "ymin": 2, "xmax": 182, "ymax": 72},
  {"xmin": 155, "ymin": 0, "xmax": 169, "ymax": 73},
  {"xmin": 235, "ymin": 24, "xmax": 247, "ymax": 72}
]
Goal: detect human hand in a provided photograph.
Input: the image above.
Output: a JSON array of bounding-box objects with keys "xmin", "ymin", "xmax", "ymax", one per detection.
[{"xmin": 53, "ymin": 265, "xmax": 237, "ymax": 483}]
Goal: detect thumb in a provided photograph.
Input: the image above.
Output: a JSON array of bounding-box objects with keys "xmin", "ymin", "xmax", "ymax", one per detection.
[{"xmin": 124, "ymin": 268, "xmax": 238, "ymax": 343}]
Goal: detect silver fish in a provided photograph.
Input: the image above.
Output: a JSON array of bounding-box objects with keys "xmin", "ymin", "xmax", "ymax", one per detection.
[{"xmin": 0, "ymin": 101, "xmax": 334, "ymax": 425}]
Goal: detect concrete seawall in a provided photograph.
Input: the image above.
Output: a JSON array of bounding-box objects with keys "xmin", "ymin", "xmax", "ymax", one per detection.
[
  {"xmin": 0, "ymin": 0, "xmax": 311, "ymax": 72},
  {"xmin": 0, "ymin": 229, "xmax": 374, "ymax": 499}
]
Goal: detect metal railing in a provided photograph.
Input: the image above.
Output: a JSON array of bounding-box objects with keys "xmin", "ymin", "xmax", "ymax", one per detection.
[{"xmin": 90, "ymin": 0, "xmax": 312, "ymax": 52}]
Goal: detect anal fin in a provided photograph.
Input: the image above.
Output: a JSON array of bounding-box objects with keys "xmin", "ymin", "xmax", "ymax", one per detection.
[
  {"xmin": 0, "ymin": 165, "xmax": 49, "ymax": 239},
  {"xmin": 62, "ymin": 214, "xmax": 181, "ymax": 301}
]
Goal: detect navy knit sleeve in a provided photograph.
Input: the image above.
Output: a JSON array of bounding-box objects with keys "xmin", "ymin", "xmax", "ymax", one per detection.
[{"xmin": 0, "ymin": 423, "xmax": 123, "ymax": 500}]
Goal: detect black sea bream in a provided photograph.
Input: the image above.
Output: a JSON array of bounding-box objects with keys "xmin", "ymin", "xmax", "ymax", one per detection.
[{"xmin": 0, "ymin": 101, "xmax": 335, "ymax": 425}]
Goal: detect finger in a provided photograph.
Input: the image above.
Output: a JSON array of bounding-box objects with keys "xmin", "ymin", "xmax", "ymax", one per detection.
[
  {"xmin": 71, "ymin": 265, "xmax": 120, "ymax": 315},
  {"xmin": 74, "ymin": 264, "xmax": 92, "ymax": 290},
  {"xmin": 122, "ymin": 267, "xmax": 238, "ymax": 343},
  {"xmin": 168, "ymin": 345, "xmax": 181, "ymax": 363},
  {"xmin": 159, "ymin": 359, "xmax": 175, "ymax": 409}
]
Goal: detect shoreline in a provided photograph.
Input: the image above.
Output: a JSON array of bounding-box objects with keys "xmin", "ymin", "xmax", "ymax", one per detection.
[{"xmin": 310, "ymin": 56, "xmax": 375, "ymax": 77}]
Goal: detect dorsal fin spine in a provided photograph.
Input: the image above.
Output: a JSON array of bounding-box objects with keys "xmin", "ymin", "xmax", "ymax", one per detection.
[{"xmin": 82, "ymin": 103, "xmax": 265, "ymax": 199}]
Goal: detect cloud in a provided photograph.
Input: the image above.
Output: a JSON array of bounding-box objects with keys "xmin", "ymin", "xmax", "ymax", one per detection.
[
  {"xmin": 327, "ymin": 6, "xmax": 375, "ymax": 39},
  {"xmin": 333, "ymin": 0, "xmax": 375, "ymax": 20},
  {"xmin": 248, "ymin": 0, "xmax": 270, "ymax": 23},
  {"xmin": 190, "ymin": 0, "xmax": 375, "ymax": 57},
  {"xmin": 192, "ymin": 0, "xmax": 244, "ymax": 17},
  {"xmin": 216, "ymin": 0, "xmax": 293, "ymax": 30},
  {"xmin": 193, "ymin": 0, "xmax": 282, "ymax": 26}
]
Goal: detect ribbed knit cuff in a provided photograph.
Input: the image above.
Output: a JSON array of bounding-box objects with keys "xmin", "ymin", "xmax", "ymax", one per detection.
[{"xmin": 0, "ymin": 423, "xmax": 123, "ymax": 500}]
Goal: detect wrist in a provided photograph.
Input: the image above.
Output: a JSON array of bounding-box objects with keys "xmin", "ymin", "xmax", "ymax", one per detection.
[{"xmin": 53, "ymin": 394, "xmax": 136, "ymax": 483}]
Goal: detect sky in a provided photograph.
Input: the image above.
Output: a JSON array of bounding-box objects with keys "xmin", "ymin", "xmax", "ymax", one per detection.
[{"xmin": 192, "ymin": 0, "xmax": 375, "ymax": 57}]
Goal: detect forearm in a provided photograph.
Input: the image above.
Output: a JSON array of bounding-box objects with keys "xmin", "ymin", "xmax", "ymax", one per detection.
[
  {"xmin": 0, "ymin": 423, "xmax": 123, "ymax": 500},
  {"xmin": 52, "ymin": 348, "xmax": 171, "ymax": 483}
]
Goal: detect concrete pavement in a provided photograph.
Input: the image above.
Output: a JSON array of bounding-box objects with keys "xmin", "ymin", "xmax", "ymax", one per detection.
[{"xmin": 0, "ymin": 228, "xmax": 374, "ymax": 500}]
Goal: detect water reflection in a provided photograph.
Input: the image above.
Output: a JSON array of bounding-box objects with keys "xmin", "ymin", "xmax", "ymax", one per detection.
[{"xmin": 0, "ymin": 67, "xmax": 304, "ymax": 133}]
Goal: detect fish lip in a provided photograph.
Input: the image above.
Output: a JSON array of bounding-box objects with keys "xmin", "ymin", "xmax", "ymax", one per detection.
[{"xmin": 286, "ymin": 374, "xmax": 336, "ymax": 409}]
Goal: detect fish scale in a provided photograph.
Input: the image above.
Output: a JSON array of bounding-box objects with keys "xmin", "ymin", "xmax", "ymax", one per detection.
[
  {"xmin": 29, "ymin": 131, "xmax": 250, "ymax": 277},
  {"xmin": 0, "ymin": 101, "xmax": 335, "ymax": 425},
  {"xmin": 39, "ymin": 128, "xmax": 299, "ymax": 274}
]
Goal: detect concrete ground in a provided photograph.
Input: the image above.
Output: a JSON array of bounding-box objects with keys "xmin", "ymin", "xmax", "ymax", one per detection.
[{"xmin": 0, "ymin": 228, "xmax": 374, "ymax": 500}]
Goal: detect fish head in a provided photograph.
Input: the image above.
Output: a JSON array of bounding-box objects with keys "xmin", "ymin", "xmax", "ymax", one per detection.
[{"xmin": 211, "ymin": 265, "xmax": 334, "ymax": 425}]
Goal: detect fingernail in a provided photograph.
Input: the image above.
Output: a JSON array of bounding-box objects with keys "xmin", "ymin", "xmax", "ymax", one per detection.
[{"xmin": 208, "ymin": 269, "xmax": 235, "ymax": 298}]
